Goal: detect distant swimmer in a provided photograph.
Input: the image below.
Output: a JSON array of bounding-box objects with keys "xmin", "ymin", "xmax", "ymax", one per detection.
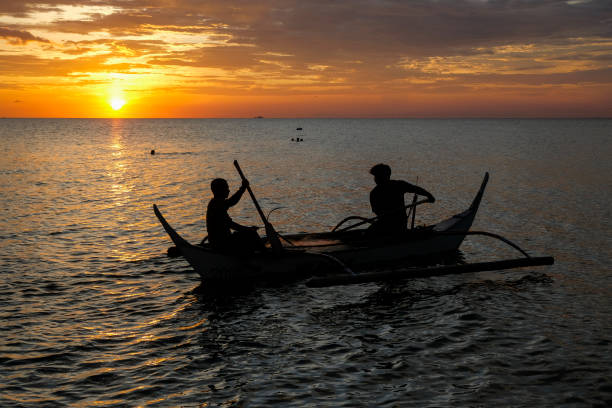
[
  {"xmin": 296, "ymin": 127, "xmax": 302, "ymax": 130},
  {"xmin": 151, "ymin": 149, "xmax": 155, "ymax": 155}
]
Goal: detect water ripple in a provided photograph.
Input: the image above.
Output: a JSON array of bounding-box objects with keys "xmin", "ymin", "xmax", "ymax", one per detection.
[{"xmin": 1, "ymin": 119, "xmax": 611, "ymax": 407}]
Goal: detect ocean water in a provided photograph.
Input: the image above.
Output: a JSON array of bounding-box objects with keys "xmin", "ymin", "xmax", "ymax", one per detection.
[{"xmin": 0, "ymin": 118, "xmax": 610, "ymax": 407}]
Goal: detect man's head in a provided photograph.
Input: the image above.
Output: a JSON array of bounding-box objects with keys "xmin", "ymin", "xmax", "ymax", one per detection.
[
  {"xmin": 370, "ymin": 163, "xmax": 391, "ymax": 185},
  {"xmin": 211, "ymin": 178, "xmax": 229, "ymax": 198}
]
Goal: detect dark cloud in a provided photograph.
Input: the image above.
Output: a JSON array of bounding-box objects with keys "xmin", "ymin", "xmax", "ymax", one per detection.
[
  {"xmin": 433, "ymin": 67, "xmax": 612, "ymax": 88},
  {"xmin": 236, "ymin": 0, "xmax": 611, "ymax": 61},
  {"xmin": 0, "ymin": 27, "xmax": 49, "ymax": 43},
  {"xmin": 6, "ymin": 1, "xmax": 611, "ymax": 54},
  {"xmin": 0, "ymin": 0, "xmax": 610, "ymax": 95}
]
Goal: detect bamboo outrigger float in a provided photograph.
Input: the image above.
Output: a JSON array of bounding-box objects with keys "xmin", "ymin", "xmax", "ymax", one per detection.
[{"xmin": 154, "ymin": 163, "xmax": 554, "ymax": 286}]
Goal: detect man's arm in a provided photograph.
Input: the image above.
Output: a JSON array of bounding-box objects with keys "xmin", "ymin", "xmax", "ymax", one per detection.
[
  {"xmin": 402, "ymin": 181, "xmax": 435, "ymax": 203},
  {"xmin": 226, "ymin": 180, "xmax": 248, "ymax": 207}
]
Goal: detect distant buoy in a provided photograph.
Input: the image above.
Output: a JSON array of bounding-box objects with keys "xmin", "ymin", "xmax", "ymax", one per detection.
[{"xmin": 150, "ymin": 149, "xmax": 155, "ymax": 155}]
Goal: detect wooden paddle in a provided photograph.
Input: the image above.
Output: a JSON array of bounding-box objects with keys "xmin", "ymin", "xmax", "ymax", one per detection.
[{"xmin": 233, "ymin": 160, "xmax": 283, "ymax": 253}]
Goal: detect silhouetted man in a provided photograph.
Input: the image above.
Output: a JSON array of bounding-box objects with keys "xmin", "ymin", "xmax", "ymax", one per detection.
[
  {"xmin": 368, "ymin": 163, "xmax": 435, "ymax": 236},
  {"xmin": 206, "ymin": 178, "xmax": 264, "ymax": 254}
]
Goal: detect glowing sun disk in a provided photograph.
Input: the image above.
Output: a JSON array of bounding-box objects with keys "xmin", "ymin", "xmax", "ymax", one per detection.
[{"xmin": 110, "ymin": 97, "xmax": 126, "ymax": 110}]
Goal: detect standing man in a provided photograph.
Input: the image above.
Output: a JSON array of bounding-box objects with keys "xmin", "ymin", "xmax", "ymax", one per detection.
[
  {"xmin": 368, "ymin": 163, "xmax": 435, "ymax": 236},
  {"xmin": 206, "ymin": 178, "xmax": 264, "ymax": 254}
]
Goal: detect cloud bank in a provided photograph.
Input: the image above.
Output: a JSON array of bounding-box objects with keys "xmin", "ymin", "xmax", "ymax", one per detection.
[{"xmin": 0, "ymin": 0, "xmax": 610, "ymax": 116}]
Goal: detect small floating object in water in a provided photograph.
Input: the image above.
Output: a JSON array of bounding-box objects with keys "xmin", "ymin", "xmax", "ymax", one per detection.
[
  {"xmin": 150, "ymin": 149, "xmax": 156, "ymax": 155},
  {"xmin": 296, "ymin": 127, "xmax": 302, "ymax": 130}
]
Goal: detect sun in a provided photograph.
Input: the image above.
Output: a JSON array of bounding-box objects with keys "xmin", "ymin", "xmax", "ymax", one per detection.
[{"xmin": 110, "ymin": 97, "xmax": 126, "ymax": 111}]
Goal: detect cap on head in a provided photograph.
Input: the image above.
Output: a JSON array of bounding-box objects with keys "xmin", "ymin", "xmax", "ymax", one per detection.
[
  {"xmin": 211, "ymin": 178, "xmax": 229, "ymax": 195},
  {"xmin": 370, "ymin": 163, "xmax": 391, "ymax": 179}
]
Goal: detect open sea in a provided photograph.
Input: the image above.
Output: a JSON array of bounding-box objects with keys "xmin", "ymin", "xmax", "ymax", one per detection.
[{"xmin": 1, "ymin": 118, "xmax": 611, "ymax": 407}]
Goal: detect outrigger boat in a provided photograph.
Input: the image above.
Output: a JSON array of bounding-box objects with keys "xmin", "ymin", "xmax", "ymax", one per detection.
[{"xmin": 154, "ymin": 162, "xmax": 553, "ymax": 287}]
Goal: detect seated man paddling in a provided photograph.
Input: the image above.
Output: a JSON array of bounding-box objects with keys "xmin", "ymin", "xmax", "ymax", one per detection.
[
  {"xmin": 368, "ymin": 163, "xmax": 435, "ymax": 236},
  {"xmin": 206, "ymin": 177, "xmax": 265, "ymax": 255}
]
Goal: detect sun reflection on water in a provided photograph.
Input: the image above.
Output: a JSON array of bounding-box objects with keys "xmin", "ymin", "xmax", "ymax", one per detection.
[
  {"xmin": 108, "ymin": 119, "xmax": 132, "ymax": 202},
  {"xmin": 104, "ymin": 119, "xmax": 148, "ymax": 262}
]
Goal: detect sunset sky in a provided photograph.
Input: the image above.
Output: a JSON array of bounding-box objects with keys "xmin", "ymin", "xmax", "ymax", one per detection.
[{"xmin": 1, "ymin": 0, "xmax": 611, "ymax": 118}]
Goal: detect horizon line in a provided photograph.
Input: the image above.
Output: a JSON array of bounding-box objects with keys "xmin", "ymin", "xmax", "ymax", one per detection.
[{"xmin": 1, "ymin": 116, "xmax": 610, "ymax": 120}]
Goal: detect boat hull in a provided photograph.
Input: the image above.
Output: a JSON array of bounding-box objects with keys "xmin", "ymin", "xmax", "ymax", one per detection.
[{"xmin": 154, "ymin": 173, "xmax": 489, "ymax": 284}]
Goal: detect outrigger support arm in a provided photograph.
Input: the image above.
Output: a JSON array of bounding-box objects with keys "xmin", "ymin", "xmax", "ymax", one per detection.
[
  {"xmin": 302, "ymin": 252, "xmax": 356, "ymax": 276},
  {"xmin": 437, "ymin": 230, "xmax": 532, "ymax": 258},
  {"xmin": 332, "ymin": 198, "xmax": 430, "ymax": 233},
  {"xmin": 331, "ymin": 216, "xmax": 371, "ymax": 232}
]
